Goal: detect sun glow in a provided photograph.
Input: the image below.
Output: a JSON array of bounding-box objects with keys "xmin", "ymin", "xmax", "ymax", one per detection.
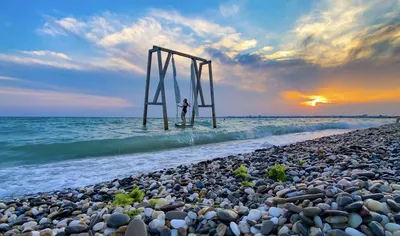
[{"xmin": 300, "ymin": 95, "xmax": 330, "ymax": 107}]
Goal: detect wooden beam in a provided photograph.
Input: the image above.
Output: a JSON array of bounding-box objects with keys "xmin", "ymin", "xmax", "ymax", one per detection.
[
  {"xmin": 143, "ymin": 50, "xmax": 153, "ymax": 126},
  {"xmin": 208, "ymin": 61, "xmax": 217, "ymax": 128},
  {"xmin": 153, "ymin": 45, "xmax": 208, "ymax": 62},
  {"xmin": 147, "ymin": 102, "xmax": 163, "ymax": 105},
  {"xmin": 157, "ymin": 50, "xmax": 169, "ymax": 130},
  {"xmin": 153, "ymin": 52, "xmax": 172, "ymax": 103},
  {"xmin": 198, "ymin": 63, "xmax": 205, "ymax": 106}
]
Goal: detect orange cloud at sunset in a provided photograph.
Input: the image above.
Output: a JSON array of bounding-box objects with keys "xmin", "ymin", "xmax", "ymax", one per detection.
[{"xmin": 282, "ymin": 87, "xmax": 400, "ymax": 107}]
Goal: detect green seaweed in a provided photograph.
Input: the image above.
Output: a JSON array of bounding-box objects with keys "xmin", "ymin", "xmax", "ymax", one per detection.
[
  {"xmin": 149, "ymin": 199, "xmax": 159, "ymax": 208},
  {"xmin": 233, "ymin": 165, "xmax": 247, "ymax": 178},
  {"xmin": 124, "ymin": 209, "xmax": 142, "ymax": 217},
  {"xmin": 241, "ymin": 181, "xmax": 255, "ymax": 187},
  {"xmin": 267, "ymin": 164, "xmax": 287, "ymax": 182},
  {"xmin": 112, "ymin": 186, "xmax": 145, "ymax": 206},
  {"xmin": 298, "ymin": 160, "xmax": 307, "ymax": 165}
]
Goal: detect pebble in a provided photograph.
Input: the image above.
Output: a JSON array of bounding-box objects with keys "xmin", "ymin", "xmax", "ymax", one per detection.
[
  {"xmin": 261, "ymin": 220, "xmax": 274, "ymax": 235},
  {"xmin": 93, "ymin": 222, "xmax": 105, "ymax": 231},
  {"xmin": 125, "ymin": 218, "xmax": 147, "ymax": 236},
  {"xmin": 345, "ymin": 227, "xmax": 366, "ymax": 236},
  {"xmin": 269, "ymin": 207, "xmax": 283, "ymax": 217},
  {"xmin": 171, "ymin": 220, "xmax": 186, "ymax": 229},
  {"xmin": 349, "ymin": 212, "xmax": 363, "ymax": 228},
  {"xmin": 217, "ymin": 209, "xmax": 238, "ymax": 222},
  {"xmin": 230, "ymin": 222, "xmax": 241, "ymax": 236},
  {"xmin": 107, "ymin": 213, "xmax": 130, "ymax": 228},
  {"xmin": 247, "ymin": 209, "xmax": 261, "ymax": 221}
]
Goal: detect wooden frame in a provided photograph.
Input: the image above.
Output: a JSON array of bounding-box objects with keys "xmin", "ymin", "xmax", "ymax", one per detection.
[{"xmin": 143, "ymin": 45, "xmax": 217, "ymax": 130}]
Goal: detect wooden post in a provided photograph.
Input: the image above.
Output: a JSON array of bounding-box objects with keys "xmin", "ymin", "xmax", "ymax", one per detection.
[
  {"xmin": 157, "ymin": 50, "xmax": 170, "ymax": 130},
  {"xmin": 208, "ymin": 61, "xmax": 217, "ymax": 128},
  {"xmin": 191, "ymin": 59, "xmax": 200, "ymax": 126},
  {"xmin": 143, "ymin": 50, "xmax": 153, "ymax": 126},
  {"xmin": 153, "ymin": 53, "xmax": 172, "ymax": 103}
]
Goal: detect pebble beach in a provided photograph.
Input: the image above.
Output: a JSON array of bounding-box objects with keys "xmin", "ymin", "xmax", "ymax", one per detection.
[{"xmin": 1, "ymin": 123, "xmax": 399, "ymax": 236}]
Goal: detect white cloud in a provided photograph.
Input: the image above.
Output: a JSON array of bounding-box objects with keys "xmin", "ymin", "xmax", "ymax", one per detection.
[
  {"xmin": 0, "ymin": 86, "xmax": 132, "ymax": 108},
  {"xmin": 220, "ymin": 2, "xmax": 240, "ymax": 17},
  {"xmin": 0, "ymin": 75, "xmax": 24, "ymax": 81},
  {"xmin": 261, "ymin": 46, "xmax": 274, "ymax": 51},
  {"xmin": 21, "ymin": 50, "xmax": 72, "ymax": 60}
]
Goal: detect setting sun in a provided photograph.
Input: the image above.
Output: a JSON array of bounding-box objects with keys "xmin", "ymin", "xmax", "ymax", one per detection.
[{"xmin": 301, "ymin": 95, "xmax": 330, "ymax": 107}]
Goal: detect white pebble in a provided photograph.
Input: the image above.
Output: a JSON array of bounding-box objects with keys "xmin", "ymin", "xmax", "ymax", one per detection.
[
  {"xmin": 238, "ymin": 221, "xmax": 250, "ymax": 233},
  {"xmin": 331, "ymin": 202, "xmax": 338, "ymax": 210},
  {"xmin": 269, "ymin": 207, "xmax": 283, "ymax": 217},
  {"xmin": 348, "ymin": 213, "xmax": 362, "ymax": 228},
  {"xmin": 245, "ymin": 188, "xmax": 255, "ymax": 194},
  {"xmin": 39, "ymin": 218, "xmax": 49, "ymax": 225},
  {"xmin": 205, "ymin": 211, "xmax": 217, "ymax": 220},
  {"xmin": 149, "ymin": 219, "xmax": 160, "ymax": 229},
  {"xmin": 248, "ymin": 209, "xmax": 261, "ymax": 221},
  {"xmin": 271, "ymin": 217, "xmax": 279, "ymax": 225},
  {"xmin": 104, "ymin": 228, "xmax": 116, "ymax": 235},
  {"xmin": 386, "ymin": 223, "xmax": 400, "ymax": 233},
  {"xmin": 278, "ymin": 225, "xmax": 290, "ymax": 235},
  {"xmin": 171, "ymin": 219, "xmax": 187, "ymax": 229},
  {"xmin": 93, "ymin": 222, "xmax": 105, "ymax": 231},
  {"xmin": 230, "ymin": 222, "xmax": 241, "ymax": 236},
  {"xmin": 144, "ymin": 208, "xmax": 153, "ymax": 217},
  {"xmin": 188, "ymin": 211, "xmax": 197, "ymax": 220},
  {"xmin": 345, "ymin": 227, "xmax": 366, "ymax": 236}
]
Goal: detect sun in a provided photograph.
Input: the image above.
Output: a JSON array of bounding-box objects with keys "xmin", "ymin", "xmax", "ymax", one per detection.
[{"xmin": 300, "ymin": 95, "xmax": 330, "ymax": 107}]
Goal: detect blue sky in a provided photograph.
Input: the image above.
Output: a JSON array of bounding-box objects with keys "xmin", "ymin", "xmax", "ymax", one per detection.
[{"xmin": 0, "ymin": 0, "xmax": 399, "ymax": 117}]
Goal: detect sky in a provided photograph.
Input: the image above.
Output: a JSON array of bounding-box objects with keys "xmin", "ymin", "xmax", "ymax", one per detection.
[{"xmin": 0, "ymin": 0, "xmax": 399, "ymax": 117}]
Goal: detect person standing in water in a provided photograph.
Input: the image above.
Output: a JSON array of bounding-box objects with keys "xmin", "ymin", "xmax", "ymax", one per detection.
[{"xmin": 178, "ymin": 98, "xmax": 190, "ymax": 125}]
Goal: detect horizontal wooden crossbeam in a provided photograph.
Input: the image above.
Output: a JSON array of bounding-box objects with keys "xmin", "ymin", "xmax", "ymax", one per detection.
[
  {"xmin": 147, "ymin": 102, "xmax": 163, "ymax": 105},
  {"xmin": 153, "ymin": 46, "xmax": 208, "ymax": 62}
]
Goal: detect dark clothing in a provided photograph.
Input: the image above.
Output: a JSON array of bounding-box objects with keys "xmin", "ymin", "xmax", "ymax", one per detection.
[{"xmin": 182, "ymin": 103, "xmax": 188, "ymax": 113}]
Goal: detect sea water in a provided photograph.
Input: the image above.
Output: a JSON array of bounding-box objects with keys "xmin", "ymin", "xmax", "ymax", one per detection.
[{"xmin": 0, "ymin": 117, "xmax": 393, "ymax": 197}]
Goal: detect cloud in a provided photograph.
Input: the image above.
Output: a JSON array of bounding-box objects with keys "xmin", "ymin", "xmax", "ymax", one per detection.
[
  {"xmin": 261, "ymin": 46, "xmax": 274, "ymax": 52},
  {"xmin": 21, "ymin": 50, "xmax": 72, "ymax": 60},
  {"xmin": 0, "ymin": 86, "xmax": 132, "ymax": 108},
  {"xmin": 0, "ymin": 75, "xmax": 24, "ymax": 81},
  {"xmin": 220, "ymin": 1, "xmax": 241, "ymax": 17}
]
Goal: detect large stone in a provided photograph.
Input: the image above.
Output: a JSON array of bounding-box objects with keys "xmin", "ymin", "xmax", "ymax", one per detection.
[
  {"xmin": 325, "ymin": 216, "xmax": 348, "ymax": 224},
  {"xmin": 230, "ymin": 222, "xmax": 240, "ymax": 236},
  {"xmin": 348, "ymin": 213, "xmax": 362, "ymax": 228},
  {"xmin": 260, "ymin": 220, "xmax": 274, "ymax": 235},
  {"xmin": 107, "ymin": 213, "xmax": 130, "ymax": 228},
  {"xmin": 217, "ymin": 210, "xmax": 238, "ymax": 222},
  {"xmin": 387, "ymin": 199, "xmax": 400, "ymax": 212},
  {"xmin": 366, "ymin": 200, "xmax": 384, "ymax": 212},
  {"xmin": 369, "ymin": 221, "xmax": 384, "ymax": 236},
  {"xmin": 65, "ymin": 225, "xmax": 88, "ymax": 234},
  {"xmin": 344, "ymin": 201, "xmax": 364, "ymax": 212},
  {"xmin": 284, "ymin": 203, "xmax": 302, "ymax": 213},
  {"xmin": 166, "ymin": 211, "xmax": 188, "ymax": 220},
  {"xmin": 303, "ymin": 207, "xmax": 322, "ymax": 217},
  {"xmin": 125, "ymin": 218, "xmax": 147, "ymax": 236},
  {"xmin": 344, "ymin": 227, "xmax": 366, "ymax": 236}
]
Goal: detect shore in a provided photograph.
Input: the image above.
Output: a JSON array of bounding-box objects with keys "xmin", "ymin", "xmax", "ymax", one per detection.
[{"xmin": 0, "ymin": 123, "xmax": 399, "ymax": 236}]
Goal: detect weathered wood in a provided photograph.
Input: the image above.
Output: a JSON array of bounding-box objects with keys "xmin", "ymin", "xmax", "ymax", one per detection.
[
  {"xmin": 153, "ymin": 45, "xmax": 208, "ymax": 62},
  {"xmin": 198, "ymin": 63, "xmax": 205, "ymax": 106},
  {"xmin": 153, "ymin": 52, "xmax": 172, "ymax": 103},
  {"xmin": 143, "ymin": 50, "xmax": 153, "ymax": 126},
  {"xmin": 157, "ymin": 50, "xmax": 169, "ymax": 130},
  {"xmin": 208, "ymin": 61, "xmax": 217, "ymax": 128}
]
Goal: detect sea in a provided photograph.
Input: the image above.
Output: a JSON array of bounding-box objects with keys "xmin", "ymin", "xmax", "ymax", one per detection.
[{"xmin": 0, "ymin": 117, "xmax": 394, "ymax": 198}]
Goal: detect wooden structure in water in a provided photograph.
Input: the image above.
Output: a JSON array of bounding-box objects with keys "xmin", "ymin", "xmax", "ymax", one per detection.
[{"xmin": 142, "ymin": 45, "xmax": 217, "ymax": 130}]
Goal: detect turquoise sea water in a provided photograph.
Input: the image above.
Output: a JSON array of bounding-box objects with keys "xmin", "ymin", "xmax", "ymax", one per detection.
[{"xmin": 0, "ymin": 117, "xmax": 393, "ymax": 197}]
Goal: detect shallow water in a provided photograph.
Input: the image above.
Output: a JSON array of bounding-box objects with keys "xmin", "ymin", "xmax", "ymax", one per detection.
[{"xmin": 0, "ymin": 117, "xmax": 393, "ymax": 197}]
